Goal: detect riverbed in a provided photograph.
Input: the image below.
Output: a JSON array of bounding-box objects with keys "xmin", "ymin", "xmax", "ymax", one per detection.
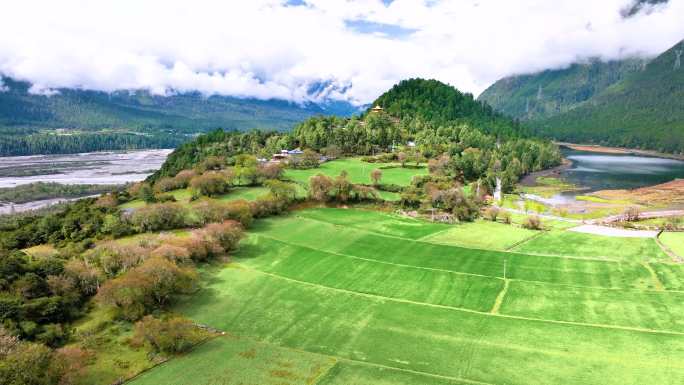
[{"xmin": 0, "ymin": 149, "xmax": 171, "ymax": 213}]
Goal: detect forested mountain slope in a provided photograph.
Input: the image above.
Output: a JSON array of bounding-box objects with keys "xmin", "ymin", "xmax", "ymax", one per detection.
[
  {"xmin": 479, "ymin": 39, "xmax": 684, "ymax": 153},
  {"xmin": 0, "ymin": 77, "xmax": 358, "ymax": 155},
  {"xmin": 478, "ymin": 58, "xmax": 649, "ymax": 121},
  {"xmin": 531, "ymin": 40, "xmax": 684, "ymax": 153}
]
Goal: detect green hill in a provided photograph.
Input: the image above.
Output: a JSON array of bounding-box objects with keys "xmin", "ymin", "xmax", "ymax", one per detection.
[
  {"xmin": 479, "ymin": 40, "xmax": 684, "ymax": 153},
  {"xmin": 373, "ymin": 78, "xmax": 527, "ymax": 137}
]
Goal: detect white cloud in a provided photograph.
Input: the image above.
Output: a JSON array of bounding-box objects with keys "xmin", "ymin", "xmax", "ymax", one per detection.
[{"xmin": 0, "ymin": 0, "xmax": 682, "ymax": 104}]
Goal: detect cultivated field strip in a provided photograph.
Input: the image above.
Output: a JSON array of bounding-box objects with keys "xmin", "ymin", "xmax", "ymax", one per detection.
[
  {"xmin": 251, "ymin": 215, "xmax": 683, "ymax": 291},
  {"xmin": 176, "ymin": 266, "xmax": 684, "ymax": 385},
  {"xmin": 241, "ymin": 234, "xmax": 684, "ymax": 333}
]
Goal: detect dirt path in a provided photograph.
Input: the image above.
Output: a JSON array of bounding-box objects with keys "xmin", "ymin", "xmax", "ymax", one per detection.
[
  {"xmin": 569, "ymin": 224, "xmax": 659, "ymax": 238},
  {"xmin": 594, "ymin": 210, "xmax": 684, "ymax": 224}
]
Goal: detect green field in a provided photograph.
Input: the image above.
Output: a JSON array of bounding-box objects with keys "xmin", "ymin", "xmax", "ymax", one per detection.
[
  {"xmin": 132, "ymin": 208, "xmax": 684, "ymax": 385},
  {"xmin": 660, "ymin": 232, "xmax": 684, "ymax": 258},
  {"xmin": 511, "ymin": 229, "xmax": 668, "ymax": 261},
  {"xmin": 285, "ymin": 158, "xmax": 427, "ymax": 187},
  {"xmin": 420, "ymin": 220, "xmax": 539, "ymax": 250}
]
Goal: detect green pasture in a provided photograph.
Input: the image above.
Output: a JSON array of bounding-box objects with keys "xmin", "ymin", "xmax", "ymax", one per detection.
[
  {"xmin": 659, "ymin": 232, "xmax": 684, "ymax": 258},
  {"xmin": 511, "ymin": 230, "xmax": 668, "ymax": 261},
  {"xmin": 284, "ymin": 158, "xmax": 427, "ymax": 187},
  {"xmin": 296, "ymin": 208, "xmax": 448, "ymax": 239},
  {"xmin": 250, "ymin": 213, "xmax": 663, "ymax": 290},
  {"xmin": 135, "ymin": 208, "xmax": 684, "ymax": 385},
  {"xmin": 129, "ymin": 335, "xmax": 336, "ymax": 385},
  {"xmin": 420, "ymin": 220, "xmax": 538, "ymax": 250},
  {"xmin": 173, "ymin": 266, "xmax": 684, "ymax": 385}
]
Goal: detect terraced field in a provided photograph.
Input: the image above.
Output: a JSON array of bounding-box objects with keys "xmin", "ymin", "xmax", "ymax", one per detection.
[{"xmin": 132, "ymin": 208, "xmax": 684, "ymax": 385}]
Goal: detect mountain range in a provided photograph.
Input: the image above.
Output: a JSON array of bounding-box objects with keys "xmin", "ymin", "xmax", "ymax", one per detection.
[
  {"xmin": 0, "ymin": 77, "xmax": 359, "ymax": 156},
  {"xmin": 479, "ymin": 39, "xmax": 684, "ymax": 153}
]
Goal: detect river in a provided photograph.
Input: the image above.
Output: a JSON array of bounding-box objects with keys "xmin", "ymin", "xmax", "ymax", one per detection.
[{"xmin": 0, "ymin": 149, "xmax": 171, "ymax": 214}]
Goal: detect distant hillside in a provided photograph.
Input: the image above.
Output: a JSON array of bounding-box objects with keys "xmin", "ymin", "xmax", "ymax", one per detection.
[
  {"xmin": 478, "ymin": 58, "xmax": 649, "ymax": 122},
  {"xmin": 531, "ymin": 40, "xmax": 684, "ymax": 153},
  {"xmin": 372, "ymin": 78, "xmax": 527, "ymax": 138},
  {"xmin": 0, "ymin": 77, "xmax": 358, "ymax": 155},
  {"xmin": 479, "ymin": 39, "xmax": 684, "ymax": 153}
]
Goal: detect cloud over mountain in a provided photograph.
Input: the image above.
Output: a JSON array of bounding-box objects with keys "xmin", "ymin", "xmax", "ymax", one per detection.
[{"xmin": 1, "ymin": 0, "xmax": 682, "ymax": 104}]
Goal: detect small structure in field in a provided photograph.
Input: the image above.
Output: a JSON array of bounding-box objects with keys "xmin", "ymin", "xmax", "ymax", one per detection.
[{"xmin": 371, "ymin": 105, "xmax": 384, "ymax": 113}]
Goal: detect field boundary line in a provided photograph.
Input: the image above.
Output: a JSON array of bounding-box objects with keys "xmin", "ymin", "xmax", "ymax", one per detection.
[
  {"xmin": 490, "ymin": 279, "xmax": 509, "ymax": 314},
  {"xmin": 240, "ymin": 264, "xmax": 684, "ymax": 336},
  {"xmin": 252, "ymin": 233, "xmax": 684, "ymax": 295},
  {"xmin": 641, "ymin": 262, "xmax": 665, "ymax": 291},
  {"xmin": 655, "ymin": 234, "xmax": 683, "ymax": 263},
  {"xmin": 415, "ymin": 227, "xmax": 455, "ymax": 242},
  {"xmin": 505, "ymin": 230, "xmax": 546, "ymax": 251},
  {"xmin": 308, "ymin": 359, "xmax": 340, "ymax": 385}
]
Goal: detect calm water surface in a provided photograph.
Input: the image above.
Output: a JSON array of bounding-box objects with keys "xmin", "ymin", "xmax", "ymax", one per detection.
[{"xmin": 561, "ymin": 149, "xmax": 684, "ymax": 192}]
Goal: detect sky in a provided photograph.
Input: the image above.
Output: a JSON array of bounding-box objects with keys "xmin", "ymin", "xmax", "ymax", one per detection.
[{"xmin": 0, "ymin": 0, "xmax": 683, "ymax": 104}]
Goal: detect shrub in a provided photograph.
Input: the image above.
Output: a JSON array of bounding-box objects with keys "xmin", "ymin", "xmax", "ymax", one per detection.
[
  {"xmin": 193, "ymin": 200, "xmax": 253, "ymax": 227},
  {"xmin": 189, "ymin": 172, "xmax": 231, "ymax": 197},
  {"xmin": 500, "ymin": 211, "xmax": 512, "ymax": 224},
  {"xmin": 97, "ymin": 256, "xmax": 197, "ymax": 320},
  {"xmin": 85, "ymin": 242, "xmax": 149, "ymax": 277},
  {"xmin": 370, "ymin": 169, "xmax": 382, "ymax": 186},
  {"xmin": 201, "ymin": 221, "xmax": 244, "ymax": 252},
  {"xmin": 173, "ymin": 170, "xmax": 197, "ymax": 188},
  {"xmin": 309, "ymin": 174, "xmax": 333, "ymax": 201},
  {"xmin": 154, "ymin": 194, "xmax": 177, "ymax": 203},
  {"xmin": 195, "ymin": 156, "xmax": 226, "ymax": 173},
  {"xmin": 522, "ymin": 215, "xmax": 543, "ymax": 230},
  {"xmin": 257, "ymin": 162, "xmax": 284, "ymax": 181},
  {"xmin": 150, "ymin": 244, "xmax": 191, "ymax": 264},
  {"xmin": 170, "ymin": 233, "xmax": 222, "ymax": 262},
  {"xmin": 154, "ymin": 177, "xmax": 179, "ymax": 193},
  {"xmin": 132, "ymin": 316, "xmax": 207, "ymax": 355},
  {"xmin": 484, "ymin": 207, "xmax": 500, "ymax": 221},
  {"xmin": 130, "ymin": 203, "xmax": 187, "ymax": 232}
]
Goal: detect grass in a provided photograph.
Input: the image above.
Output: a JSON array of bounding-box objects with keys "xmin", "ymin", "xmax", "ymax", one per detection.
[
  {"xmin": 659, "ymin": 232, "xmax": 684, "ymax": 258},
  {"xmin": 284, "ymin": 158, "xmax": 427, "ymax": 187},
  {"xmin": 518, "ymin": 176, "xmax": 579, "ymax": 198},
  {"xmin": 216, "ymin": 186, "xmax": 270, "ymax": 202},
  {"xmin": 174, "ymin": 266, "xmax": 684, "ymax": 385},
  {"xmin": 419, "ymin": 220, "xmax": 538, "ymax": 250},
  {"xmin": 131, "ymin": 208, "xmax": 684, "ymax": 384},
  {"xmin": 129, "ymin": 335, "xmax": 336, "ymax": 385},
  {"xmin": 511, "ymin": 230, "xmax": 669, "ymax": 261},
  {"xmin": 70, "ymin": 303, "xmax": 155, "ymax": 385},
  {"xmin": 22, "ymin": 244, "xmax": 58, "ymax": 259},
  {"xmin": 575, "ymin": 195, "xmax": 631, "ymax": 205}
]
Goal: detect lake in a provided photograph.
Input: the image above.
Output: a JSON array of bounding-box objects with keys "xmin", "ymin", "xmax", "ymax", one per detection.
[
  {"xmin": 0, "ymin": 149, "xmax": 171, "ymax": 213},
  {"xmin": 561, "ymin": 148, "xmax": 684, "ymax": 192},
  {"xmin": 525, "ymin": 148, "xmax": 684, "ymax": 206}
]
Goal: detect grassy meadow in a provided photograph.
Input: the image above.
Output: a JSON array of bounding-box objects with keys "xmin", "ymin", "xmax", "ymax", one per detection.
[
  {"xmin": 660, "ymin": 232, "xmax": 684, "ymax": 258},
  {"xmin": 131, "ymin": 208, "xmax": 684, "ymax": 385},
  {"xmin": 285, "ymin": 157, "xmax": 427, "ymax": 186}
]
